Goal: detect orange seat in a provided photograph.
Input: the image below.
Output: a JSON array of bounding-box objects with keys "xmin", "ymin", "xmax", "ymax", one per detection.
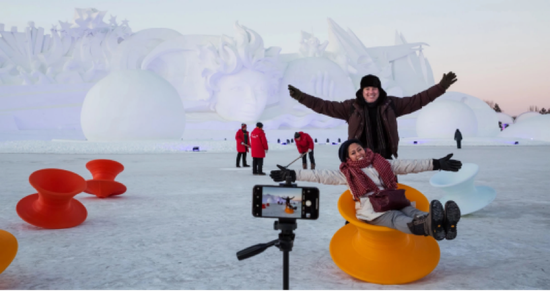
[
  {"xmin": 0, "ymin": 230, "xmax": 18, "ymax": 274},
  {"xmin": 329, "ymin": 183, "xmax": 440, "ymax": 285}
]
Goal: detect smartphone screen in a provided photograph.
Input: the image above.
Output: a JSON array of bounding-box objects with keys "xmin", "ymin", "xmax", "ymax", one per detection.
[{"xmin": 253, "ymin": 185, "xmax": 319, "ymax": 219}]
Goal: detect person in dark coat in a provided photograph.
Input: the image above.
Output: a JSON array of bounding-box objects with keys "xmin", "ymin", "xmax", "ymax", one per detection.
[
  {"xmin": 294, "ymin": 131, "xmax": 315, "ymax": 170},
  {"xmin": 454, "ymin": 129, "xmax": 463, "ymax": 149},
  {"xmin": 250, "ymin": 122, "xmax": 269, "ymax": 175},
  {"xmin": 287, "ymin": 72, "xmax": 458, "ymax": 159},
  {"xmin": 235, "ymin": 123, "xmax": 251, "ymax": 167}
]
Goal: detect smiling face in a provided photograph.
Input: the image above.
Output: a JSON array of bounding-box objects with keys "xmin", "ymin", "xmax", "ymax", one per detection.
[
  {"xmin": 362, "ymin": 87, "xmax": 379, "ymax": 103},
  {"xmin": 214, "ymin": 68, "xmax": 269, "ymax": 122},
  {"xmin": 347, "ymin": 143, "xmax": 366, "ymax": 162}
]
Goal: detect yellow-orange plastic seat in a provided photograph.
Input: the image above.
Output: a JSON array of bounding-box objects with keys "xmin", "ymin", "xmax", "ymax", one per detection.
[
  {"xmin": 0, "ymin": 229, "xmax": 18, "ymax": 274},
  {"xmin": 329, "ymin": 183, "xmax": 440, "ymax": 285}
]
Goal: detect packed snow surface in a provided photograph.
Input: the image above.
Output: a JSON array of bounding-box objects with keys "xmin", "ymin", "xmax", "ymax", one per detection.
[{"xmin": 1, "ymin": 141, "xmax": 549, "ymax": 289}]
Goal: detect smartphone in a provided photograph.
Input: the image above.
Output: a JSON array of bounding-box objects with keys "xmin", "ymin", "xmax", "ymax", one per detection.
[{"xmin": 252, "ymin": 185, "xmax": 319, "ymax": 219}]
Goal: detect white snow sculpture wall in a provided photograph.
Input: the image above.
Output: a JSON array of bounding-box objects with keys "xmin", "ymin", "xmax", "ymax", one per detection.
[
  {"xmin": 438, "ymin": 92, "xmax": 500, "ymax": 137},
  {"xmin": 81, "ymin": 70, "xmax": 185, "ymax": 141},
  {"xmin": 498, "ymin": 115, "xmax": 550, "ymax": 142},
  {"xmin": 416, "ymin": 100, "xmax": 477, "ymax": 138}
]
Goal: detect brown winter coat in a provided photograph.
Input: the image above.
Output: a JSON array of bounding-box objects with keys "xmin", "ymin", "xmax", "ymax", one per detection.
[{"xmin": 298, "ymin": 84, "xmax": 446, "ymax": 158}]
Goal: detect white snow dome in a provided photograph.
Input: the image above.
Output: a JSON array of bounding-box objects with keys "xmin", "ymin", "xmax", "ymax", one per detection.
[
  {"xmin": 514, "ymin": 111, "xmax": 540, "ymax": 123},
  {"xmin": 498, "ymin": 115, "xmax": 550, "ymax": 142},
  {"xmin": 81, "ymin": 70, "xmax": 186, "ymax": 141},
  {"xmin": 416, "ymin": 99, "xmax": 477, "ymax": 138},
  {"xmin": 496, "ymin": 112, "xmax": 514, "ymax": 127},
  {"xmin": 438, "ymin": 92, "xmax": 500, "ymax": 137}
]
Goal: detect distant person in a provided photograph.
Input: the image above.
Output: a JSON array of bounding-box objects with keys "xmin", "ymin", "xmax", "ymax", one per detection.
[
  {"xmin": 294, "ymin": 132, "xmax": 315, "ymax": 170},
  {"xmin": 454, "ymin": 129, "xmax": 463, "ymax": 149},
  {"xmin": 250, "ymin": 122, "xmax": 268, "ymax": 175},
  {"xmin": 235, "ymin": 123, "xmax": 250, "ymax": 168},
  {"xmin": 270, "ymin": 139, "xmax": 463, "ymax": 240},
  {"xmin": 287, "ymin": 72, "xmax": 458, "ymax": 159}
]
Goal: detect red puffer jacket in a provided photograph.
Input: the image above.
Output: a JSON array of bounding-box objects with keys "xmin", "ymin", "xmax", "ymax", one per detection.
[
  {"xmin": 295, "ymin": 132, "xmax": 314, "ymax": 154},
  {"xmin": 235, "ymin": 130, "xmax": 250, "ymax": 153},
  {"xmin": 250, "ymin": 127, "xmax": 268, "ymax": 158}
]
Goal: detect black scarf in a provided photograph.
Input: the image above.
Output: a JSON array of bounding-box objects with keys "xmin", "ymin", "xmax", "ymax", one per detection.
[
  {"xmin": 242, "ymin": 130, "xmax": 249, "ymax": 145},
  {"xmin": 362, "ymin": 103, "xmax": 390, "ymax": 159}
]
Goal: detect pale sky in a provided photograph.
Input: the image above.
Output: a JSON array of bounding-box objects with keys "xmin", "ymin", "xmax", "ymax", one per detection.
[{"xmin": 1, "ymin": 0, "xmax": 549, "ymax": 116}]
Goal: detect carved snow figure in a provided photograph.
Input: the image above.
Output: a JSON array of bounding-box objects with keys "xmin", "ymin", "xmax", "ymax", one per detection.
[
  {"xmin": 199, "ymin": 22, "xmax": 284, "ymax": 122},
  {"xmin": 278, "ymin": 32, "xmax": 355, "ymax": 116}
]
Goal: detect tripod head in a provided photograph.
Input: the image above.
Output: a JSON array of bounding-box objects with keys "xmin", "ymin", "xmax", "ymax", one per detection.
[{"xmin": 236, "ymin": 218, "xmax": 297, "ymax": 261}]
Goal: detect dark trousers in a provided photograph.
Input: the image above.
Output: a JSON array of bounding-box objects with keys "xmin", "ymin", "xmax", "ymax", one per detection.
[
  {"xmin": 236, "ymin": 152, "xmax": 248, "ymax": 166},
  {"xmin": 456, "ymin": 140, "xmax": 462, "ymax": 149},
  {"xmin": 301, "ymin": 150, "xmax": 316, "ymax": 165},
  {"xmin": 252, "ymin": 157, "xmax": 264, "ymax": 174}
]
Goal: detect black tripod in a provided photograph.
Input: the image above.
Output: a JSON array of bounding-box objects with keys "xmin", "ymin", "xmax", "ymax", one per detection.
[{"xmin": 237, "ymin": 176, "xmax": 298, "ymax": 290}]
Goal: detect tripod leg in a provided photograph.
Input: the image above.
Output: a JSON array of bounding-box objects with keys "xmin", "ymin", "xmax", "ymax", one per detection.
[{"xmin": 283, "ymin": 250, "xmax": 289, "ymax": 290}]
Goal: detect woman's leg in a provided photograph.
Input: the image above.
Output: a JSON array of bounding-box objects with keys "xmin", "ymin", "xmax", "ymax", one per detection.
[
  {"xmin": 400, "ymin": 206, "xmax": 427, "ymax": 218},
  {"xmin": 368, "ymin": 210, "xmax": 414, "ymax": 234}
]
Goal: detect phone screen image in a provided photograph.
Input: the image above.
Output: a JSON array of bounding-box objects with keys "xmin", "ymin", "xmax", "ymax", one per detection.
[{"xmin": 261, "ymin": 186, "xmax": 303, "ymax": 219}]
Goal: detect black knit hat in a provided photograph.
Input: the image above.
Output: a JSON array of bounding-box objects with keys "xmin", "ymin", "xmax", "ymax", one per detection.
[
  {"xmin": 338, "ymin": 139, "xmax": 363, "ymax": 162},
  {"xmin": 256, "ymin": 122, "xmax": 263, "ymax": 128},
  {"xmin": 355, "ymin": 74, "xmax": 387, "ymax": 104},
  {"xmin": 294, "ymin": 132, "xmax": 301, "ymax": 139}
]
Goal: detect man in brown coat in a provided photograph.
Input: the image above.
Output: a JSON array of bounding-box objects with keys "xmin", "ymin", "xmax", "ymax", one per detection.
[{"xmin": 287, "ymin": 73, "xmax": 457, "ymax": 159}]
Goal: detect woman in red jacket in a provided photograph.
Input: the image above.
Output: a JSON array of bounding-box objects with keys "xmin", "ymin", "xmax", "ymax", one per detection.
[
  {"xmin": 294, "ymin": 132, "xmax": 315, "ymax": 169},
  {"xmin": 250, "ymin": 122, "xmax": 268, "ymax": 175},
  {"xmin": 235, "ymin": 123, "xmax": 250, "ymax": 167}
]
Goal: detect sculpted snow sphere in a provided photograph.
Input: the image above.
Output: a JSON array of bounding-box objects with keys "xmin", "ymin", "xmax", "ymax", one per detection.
[
  {"xmin": 416, "ymin": 100, "xmax": 477, "ymax": 138},
  {"xmin": 514, "ymin": 111, "xmax": 540, "ymax": 123},
  {"xmin": 81, "ymin": 70, "xmax": 185, "ymax": 141},
  {"xmin": 498, "ymin": 115, "xmax": 550, "ymax": 142},
  {"xmin": 439, "ymin": 92, "xmax": 500, "ymax": 137}
]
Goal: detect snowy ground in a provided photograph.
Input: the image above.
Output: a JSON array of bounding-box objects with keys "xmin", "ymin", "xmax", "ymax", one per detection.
[{"xmin": 1, "ymin": 140, "xmax": 550, "ymax": 289}]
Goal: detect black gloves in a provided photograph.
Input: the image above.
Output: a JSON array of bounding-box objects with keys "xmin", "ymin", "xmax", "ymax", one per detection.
[
  {"xmin": 288, "ymin": 85, "xmax": 303, "ymax": 101},
  {"xmin": 433, "ymin": 154, "xmax": 462, "ymax": 172},
  {"xmin": 270, "ymin": 165, "xmax": 297, "ymax": 182},
  {"xmin": 438, "ymin": 72, "xmax": 457, "ymax": 90}
]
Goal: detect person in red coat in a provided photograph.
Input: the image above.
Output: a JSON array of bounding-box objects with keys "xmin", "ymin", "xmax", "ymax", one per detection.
[
  {"xmin": 250, "ymin": 122, "xmax": 268, "ymax": 175},
  {"xmin": 235, "ymin": 123, "xmax": 251, "ymax": 168},
  {"xmin": 294, "ymin": 132, "xmax": 315, "ymax": 170}
]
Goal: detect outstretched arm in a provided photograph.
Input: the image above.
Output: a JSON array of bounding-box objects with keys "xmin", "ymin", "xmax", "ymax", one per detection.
[{"xmin": 288, "ymin": 85, "xmax": 352, "ymax": 120}]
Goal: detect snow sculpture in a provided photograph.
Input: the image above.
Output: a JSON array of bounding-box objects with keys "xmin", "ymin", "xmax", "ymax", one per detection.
[
  {"xmin": 498, "ymin": 115, "xmax": 550, "ymax": 142},
  {"xmin": 278, "ymin": 32, "xmax": 355, "ymax": 116},
  {"xmin": 325, "ymin": 18, "xmax": 433, "ymax": 97},
  {"xmin": 198, "ymin": 22, "xmax": 284, "ymax": 122},
  {"xmin": 416, "ymin": 100, "xmax": 477, "ymax": 138},
  {"xmin": 514, "ymin": 111, "xmax": 540, "ymax": 123},
  {"xmin": 81, "ymin": 70, "xmax": 185, "ymax": 141},
  {"xmin": 0, "ymin": 8, "xmax": 132, "ymax": 86},
  {"xmin": 438, "ymin": 92, "xmax": 500, "ymax": 137}
]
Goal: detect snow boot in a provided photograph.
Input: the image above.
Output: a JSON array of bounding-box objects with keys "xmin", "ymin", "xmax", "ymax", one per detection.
[
  {"xmin": 444, "ymin": 200, "xmax": 461, "ymax": 240},
  {"xmin": 311, "ymin": 163, "xmax": 316, "ymax": 170},
  {"xmin": 407, "ymin": 200, "xmax": 445, "ymax": 241},
  {"xmin": 303, "ymin": 163, "xmax": 307, "ymax": 170},
  {"xmin": 243, "ymin": 164, "xmax": 250, "ymax": 167}
]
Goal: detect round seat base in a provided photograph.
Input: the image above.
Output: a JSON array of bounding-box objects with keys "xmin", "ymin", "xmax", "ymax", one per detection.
[
  {"xmin": 440, "ymin": 185, "xmax": 496, "ymax": 215},
  {"xmin": 0, "ymin": 230, "xmax": 18, "ymax": 274},
  {"xmin": 16, "ymin": 193, "xmax": 88, "ymax": 229},
  {"xmin": 330, "ymin": 224, "xmax": 440, "ymax": 285}
]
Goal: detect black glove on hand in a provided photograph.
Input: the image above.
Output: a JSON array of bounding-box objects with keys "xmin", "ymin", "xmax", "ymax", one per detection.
[
  {"xmin": 288, "ymin": 84, "xmax": 303, "ymax": 101},
  {"xmin": 439, "ymin": 71, "xmax": 457, "ymax": 90},
  {"xmin": 269, "ymin": 165, "xmax": 297, "ymax": 182},
  {"xmin": 433, "ymin": 154, "xmax": 462, "ymax": 172}
]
